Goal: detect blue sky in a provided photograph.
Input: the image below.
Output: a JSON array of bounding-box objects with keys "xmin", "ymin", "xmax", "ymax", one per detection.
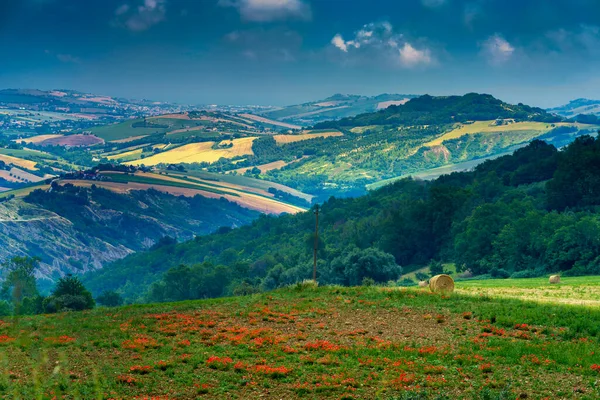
[{"xmin": 1, "ymin": 0, "xmax": 599, "ymax": 107}]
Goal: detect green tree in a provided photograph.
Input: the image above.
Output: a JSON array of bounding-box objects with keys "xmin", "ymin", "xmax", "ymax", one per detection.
[
  {"xmin": 96, "ymin": 290, "xmax": 124, "ymax": 307},
  {"xmin": 0, "ymin": 256, "xmax": 40, "ymax": 315},
  {"xmin": 44, "ymin": 275, "xmax": 95, "ymax": 313}
]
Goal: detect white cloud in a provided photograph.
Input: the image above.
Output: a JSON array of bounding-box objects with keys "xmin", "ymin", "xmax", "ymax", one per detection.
[
  {"xmin": 330, "ymin": 22, "xmax": 434, "ymax": 68},
  {"xmin": 399, "ymin": 43, "xmax": 432, "ymax": 67},
  {"xmin": 219, "ymin": 0, "xmax": 311, "ymax": 22},
  {"xmin": 481, "ymin": 34, "xmax": 514, "ymax": 65},
  {"xmin": 331, "ymin": 34, "xmax": 348, "ymax": 52},
  {"xmin": 113, "ymin": 0, "xmax": 167, "ymax": 32}
]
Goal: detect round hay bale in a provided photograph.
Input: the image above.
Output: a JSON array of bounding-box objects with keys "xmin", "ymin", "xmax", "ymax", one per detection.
[
  {"xmin": 549, "ymin": 275, "xmax": 560, "ymax": 284},
  {"xmin": 429, "ymin": 274, "xmax": 455, "ymax": 293},
  {"xmin": 418, "ymin": 281, "xmax": 428, "ymax": 288}
]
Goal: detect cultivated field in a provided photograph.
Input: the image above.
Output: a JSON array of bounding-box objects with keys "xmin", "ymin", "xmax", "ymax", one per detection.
[
  {"xmin": 0, "ymin": 167, "xmax": 47, "ymax": 183},
  {"xmin": 424, "ymin": 121, "xmax": 558, "ymax": 147},
  {"xmin": 239, "ymin": 114, "xmax": 303, "ymax": 130},
  {"xmin": 0, "ymin": 154, "xmax": 38, "ymax": 170},
  {"xmin": 233, "ymin": 160, "xmax": 290, "ymax": 175},
  {"xmin": 457, "ymin": 276, "xmax": 600, "ymax": 307},
  {"xmin": 126, "ymin": 138, "xmax": 257, "ymax": 166},
  {"xmin": 65, "ymin": 171, "xmax": 306, "ymax": 215},
  {"xmin": 110, "ymin": 135, "xmax": 148, "ymax": 144},
  {"xmin": 273, "ymin": 131, "xmax": 343, "ymax": 144},
  {"xmin": 36, "ymin": 134, "xmax": 104, "ymax": 147},
  {"xmin": 2, "ymin": 284, "xmax": 600, "ymax": 399},
  {"xmin": 89, "ymin": 119, "xmax": 170, "ymax": 141},
  {"xmin": 163, "ymin": 170, "xmax": 314, "ymax": 203},
  {"xmin": 13, "ymin": 134, "xmax": 64, "ymax": 144},
  {"xmin": 106, "ymin": 148, "xmax": 143, "ymax": 161}
]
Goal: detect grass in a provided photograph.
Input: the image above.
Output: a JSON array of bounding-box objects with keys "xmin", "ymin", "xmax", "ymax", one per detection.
[
  {"xmin": 423, "ymin": 121, "xmax": 557, "ymax": 147},
  {"xmin": 88, "ymin": 119, "xmax": 170, "ymax": 141},
  {"xmin": 457, "ymin": 276, "xmax": 600, "ymax": 307},
  {"xmin": 163, "ymin": 169, "xmax": 313, "ymax": 203},
  {"xmin": 126, "ymin": 138, "xmax": 257, "ymax": 167},
  {"xmin": 106, "ymin": 148, "xmax": 144, "ymax": 162},
  {"xmin": 2, "ymin": 284, "xmax": 600, "ymax": 399},
  {"xmin": 98, "ymin": 172, "xmax": 235, "ymax": 196},
  {"xmin": 273, "ymin": 131, "xmax": 343, "ymax": 144}
]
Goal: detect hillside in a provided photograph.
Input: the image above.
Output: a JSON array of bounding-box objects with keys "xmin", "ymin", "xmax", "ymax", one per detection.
[
  {"xmin": 84, "ymin": 136, "xmax": 600, "ymax": 302},
  {"xmin": 549, "ymin": 98, "xmax": 600, "ymax": 118},
  {"xmin": 5, "ymin": 93, "xmax": 597, "ymax": 203},
  {"xmin": 0, "ymin": 184, "xmax": 258, "ymax": 288},
  {"xmin": 316, "ymin": 93, "xmax": 560, "ymax": 128},
  {"xmin": 4, "ymin": 283, "xmax": 600, "ymax": 399},
  {"xmin": 258, "ymin": 93, "xmax": 417, "ymax": 127}
]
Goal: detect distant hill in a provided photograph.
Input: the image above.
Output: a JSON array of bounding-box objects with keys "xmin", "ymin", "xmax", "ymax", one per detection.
[
  {"xmin": 549, "ymin": 98, "xmax": 600, "ymax": 120},
  {"xmin": 0, "ymin": 88, "xmax": 190, "ymax": 118},
  {"xmin": 258, "ymin": 93, "xmax": 418, "ymax": 126},
  {"xmin": 316, "ymin": 93, "xmax": 562, "ymax": 128}
]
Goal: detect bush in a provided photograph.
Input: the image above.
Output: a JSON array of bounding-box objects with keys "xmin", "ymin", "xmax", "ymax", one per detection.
[
  {"xmin": 45, "ymin": 275, "xmax": 95, "ymax": 313},
  {"xmin": 96, "ymin": 290, "xmax": 124, "ymax": 307},
  {"xmin": 292, "ymin": 279, "xmax": 319, "ymax": 292},
  {"xmin": 510, "ymin": 270, "xmax": 537, "ymax": 279},
  {"xmin": 490, "ymin": 268, "xmax": 510, "ymax": 279},
  {"xmin": 362, "ymin": 277, "xmax": 375, "ymax": 287},
  {"xmin": 397, "ymin": 278, "xmax": 417, "ymax": 287}
]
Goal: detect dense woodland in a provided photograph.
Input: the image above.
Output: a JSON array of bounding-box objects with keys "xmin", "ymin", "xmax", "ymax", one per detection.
[
  {"xmin": 316, "ymin": 93, "xmax": 562, "ymax": 128},
  {"xmin": 83, "ymin": 135, "xmax": 600, "ymax": 303}
]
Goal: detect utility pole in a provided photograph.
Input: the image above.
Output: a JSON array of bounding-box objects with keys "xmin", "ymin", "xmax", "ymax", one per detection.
[{"xmin": 313, "ymin": 204, "xmax": 320, "ymax": 282}]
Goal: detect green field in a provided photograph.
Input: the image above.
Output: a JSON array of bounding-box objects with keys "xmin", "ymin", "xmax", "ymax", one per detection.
[
  {"xmin": 87, "ymin": 119, "xmax": 170, "ymax": 141},
  {"xmin": 2, "ymin": 283, "xmax": 600, "ymax": 399},
  {"xmin": 457, "ymin": 276, "xmax": 600, "ymax": 307},
  {"xmin": 164, "ymin": 169, "xmax": 314, "ymax": 203},
  {"xmin": 97, "ymin": 173, "xmax": 237, "ymax": 196}
]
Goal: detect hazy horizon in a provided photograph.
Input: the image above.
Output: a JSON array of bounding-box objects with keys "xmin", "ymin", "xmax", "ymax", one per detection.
[{"xmin": 2, "ymin": 0, "xmax": 600, "ymax": 108}]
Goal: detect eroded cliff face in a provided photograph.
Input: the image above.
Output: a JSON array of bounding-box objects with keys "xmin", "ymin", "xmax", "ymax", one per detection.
[{"xmin": 0, "ymin": 187, "xmax": 258, "ymax": 282}]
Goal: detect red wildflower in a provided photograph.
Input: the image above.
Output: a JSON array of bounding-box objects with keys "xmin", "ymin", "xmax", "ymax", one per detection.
[
  {"xmin": 130, "ymin": 365, "xmax": 153, "ymax": 374},
  {"xmin": 304, "ymin": 340, "xmax": 343, "ymax": 352}
]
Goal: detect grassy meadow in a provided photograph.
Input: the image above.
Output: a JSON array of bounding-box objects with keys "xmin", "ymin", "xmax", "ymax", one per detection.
[{"xmin": 2, "ymin": 280, "xmax": 600, "ymax": 399}]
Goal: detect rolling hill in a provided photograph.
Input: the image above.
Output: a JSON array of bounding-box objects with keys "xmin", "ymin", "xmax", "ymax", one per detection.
[
  {"xmin": 549, "ymin": 98, "xmax": 600, "ymax": 120},
  {"xmin": 258, "ymin": 93, "xmax": 417, "ymax": 127}
]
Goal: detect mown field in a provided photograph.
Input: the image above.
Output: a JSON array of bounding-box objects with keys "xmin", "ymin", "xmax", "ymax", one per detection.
[
  {"xmin": 457, "ymin": 276, "xmax": 600, "ymax": 307},
  {"xmin": 2, "ymin": 282, "xmax": 600, "ymax": 399},
  {"xmin": 125, "ymin": 138, "xmax": 257, "ymax": 167}
]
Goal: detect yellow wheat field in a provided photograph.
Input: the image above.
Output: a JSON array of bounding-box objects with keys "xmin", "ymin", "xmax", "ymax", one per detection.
[
  {"xmin": 14, "ymin": 134, "xmax": 64, "ymax": 144},
  {"xmin": 0, "ymin": 154, "xmax": 38, "ymax": 170},
  {"xmin": 126, "ymin": 138, "xmax": 257, "ymax": 166},
  {"xmin": 273, "ymin": 131, "xmax": 343, "ymax": 144}
]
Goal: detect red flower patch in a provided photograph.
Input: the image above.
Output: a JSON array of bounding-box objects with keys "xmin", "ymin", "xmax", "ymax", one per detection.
[
  {"xmin": 206, "ymin": 356, "xmax": 234, "ymax": 370},
  {"xmin": 130, "ymin": 365, "xmax": 153, "ymax": 374}
]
